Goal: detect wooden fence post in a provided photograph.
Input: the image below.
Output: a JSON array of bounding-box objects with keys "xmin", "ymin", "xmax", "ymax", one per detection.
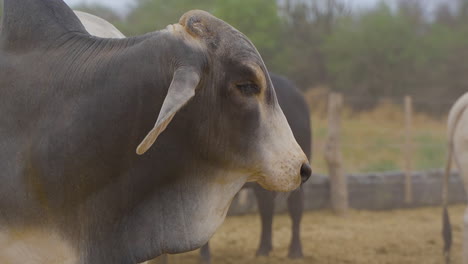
[
  {"xmin": 325, "ymin": 92, "xmax": 348, "ymax": 215},
  {"xmin": 404, "ymin": 96, "xmax": 413, "ymax": 204}
]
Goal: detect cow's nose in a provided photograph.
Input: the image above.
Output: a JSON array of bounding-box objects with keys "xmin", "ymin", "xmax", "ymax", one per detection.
[{"xmin": 300, "ymin": 163, "xmax": 312, "ymax": 184}]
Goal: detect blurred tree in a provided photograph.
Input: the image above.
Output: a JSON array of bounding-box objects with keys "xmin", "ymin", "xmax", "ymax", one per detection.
[
  {"xmin": 435, "ymin": 3, "xmax": 456, "ymax": 26},
  {"xmin": 456, "ymin": 0, "xmax": 468, "ymax": 23},
  {"xmin": 396, "ymin": 0, "xmax": 425, "ymax": 28},
  {"xmin": 211, "ymin": 0, "xmax": 282, "ymax": 70},
  {"xmin": 323, "ymin": 3, "xmax": 425, "ymax": 109},
  {"xmin": 276, "ymin": 0, "xmax": 348, "ymax": 89},
  {"xmin": 123, "ymin": 0, "xmax": 214, "ymax": 36},
  {"xmin": 322, "ymin": 0, "xmax": 468, "ymax": 113},
  {"xmin": 419, "ymin": 17, "xmax": 468, "ymax": 113}
]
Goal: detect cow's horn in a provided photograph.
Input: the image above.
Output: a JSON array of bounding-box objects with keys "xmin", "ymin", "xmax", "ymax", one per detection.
[{"xmin": 136, "ymin": 67, "xmax": 200, "ymax": 155}]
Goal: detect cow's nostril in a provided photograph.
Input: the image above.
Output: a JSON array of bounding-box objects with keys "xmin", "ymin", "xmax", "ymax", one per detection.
[{"xmin": 300, "ymin": 163, "xmax": 312, "ymax": 184}]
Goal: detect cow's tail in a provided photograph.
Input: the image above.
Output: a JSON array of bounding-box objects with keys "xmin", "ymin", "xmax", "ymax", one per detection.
[{"xmin": 442, "ymin": 139, "xmax": 453, "ymax": 264}]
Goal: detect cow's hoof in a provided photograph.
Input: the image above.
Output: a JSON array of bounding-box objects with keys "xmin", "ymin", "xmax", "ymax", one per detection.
[
  {"xmin": 255, "ymin": 245, "xmax": 272, "ymax": 257},
  {"xmin": 199, "ymin": 258, "xmax": 211, "ymax": 264},
  {"xmin": 288, "ymin": 247, "xmax": 304, "ymax": 259}
]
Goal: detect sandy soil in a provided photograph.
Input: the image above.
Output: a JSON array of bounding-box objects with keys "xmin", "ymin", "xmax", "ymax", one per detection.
[{"xmin": 149, "ymin": 205, "xmax": 465, "ymax": 264}]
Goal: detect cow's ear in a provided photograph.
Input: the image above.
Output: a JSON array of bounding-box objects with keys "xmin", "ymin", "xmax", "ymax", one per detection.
[{"xmin": 136, "ymin": 67, "xmax": 200, "ymax": 155}]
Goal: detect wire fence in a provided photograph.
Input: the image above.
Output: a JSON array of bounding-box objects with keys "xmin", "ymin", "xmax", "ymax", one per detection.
[{"xmin": 306, "ymin": 91, "xmax": 452, "ymax": 175}]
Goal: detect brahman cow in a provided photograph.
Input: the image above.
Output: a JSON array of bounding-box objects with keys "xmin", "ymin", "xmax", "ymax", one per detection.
[
  {"xmin": 0, "ymin": 1, "xmax": 311, "ymax": 264},
  {"xmin": 75, "ymin": 11, "xmax": 312, "ymax": 263},
  {"xmin": 442, "ymin": 92, "xmax": 468, "ymax": 264}
]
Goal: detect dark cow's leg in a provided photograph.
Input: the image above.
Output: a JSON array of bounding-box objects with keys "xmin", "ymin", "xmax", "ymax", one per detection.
[
  {"xmin": 199, "ymin": 242, "xmax": 211, "ymax": 264},
  {"xmin": 253, "ymin": 184, "xmax": 276, "ymax": 257},
  {"xmin": 287, "ymin": 187, "xmax": 304, "ymax": 258}
]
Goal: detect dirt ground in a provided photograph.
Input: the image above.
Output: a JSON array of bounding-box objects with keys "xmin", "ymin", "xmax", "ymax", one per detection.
[{"xmin": 149, "ymin": 205, "xmax": 465, "ymax": 264}]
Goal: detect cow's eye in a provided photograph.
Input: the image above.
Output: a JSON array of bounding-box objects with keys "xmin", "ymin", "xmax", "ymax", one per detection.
[{"xmin": 236, "ymin": 82, "xmax": 260, "ymax": 96}]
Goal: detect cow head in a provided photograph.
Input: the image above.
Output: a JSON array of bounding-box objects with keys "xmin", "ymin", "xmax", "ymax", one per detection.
[{"xmin": 137, "ymin": 10, "xmax": 311, "ymax": 192}]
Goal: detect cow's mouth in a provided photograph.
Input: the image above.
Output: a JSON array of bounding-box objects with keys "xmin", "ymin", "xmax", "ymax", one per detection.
[{"xmin": 245, "ymin": 166, "xmax": 302, "ymax": 192}]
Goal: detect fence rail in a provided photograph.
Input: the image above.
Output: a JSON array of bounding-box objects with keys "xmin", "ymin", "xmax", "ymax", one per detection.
[
  {"xmin": 312, "ymin": 93, "xmax": 452, "ymax": 212},
  {"xmin": 227, "ymin": 170, "xmax": 464, "ymax": 216}
]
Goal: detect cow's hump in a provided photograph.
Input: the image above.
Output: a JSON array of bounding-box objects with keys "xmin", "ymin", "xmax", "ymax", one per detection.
[{"xmin": 0, "ymin": 0, "xmax": 88, "ymax": 51}]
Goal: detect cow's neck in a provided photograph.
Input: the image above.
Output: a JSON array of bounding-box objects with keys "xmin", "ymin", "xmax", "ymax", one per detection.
[
  {"xmin": 71, "ymin": 164, "xmax": 247, "ymax": 263},
  {"xmin": 118, "ymin": 166, "xmax": 247, "ymax": 263}
]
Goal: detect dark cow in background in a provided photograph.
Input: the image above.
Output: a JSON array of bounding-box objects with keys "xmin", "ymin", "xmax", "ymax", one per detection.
[
  {"xmin": 198, "ymin": 73, "xmax": 312, "ymax": 264},
  {"xmin": 74, "ymin": 13, "xmax": 312, "ymax": 263},
  {"xmin": 0, "ymin": 1, "xmax": 311, "ymax": 264}
]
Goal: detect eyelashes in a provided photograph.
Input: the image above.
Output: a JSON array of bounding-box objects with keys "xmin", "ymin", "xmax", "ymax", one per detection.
[{"xmin": 236, "ymin": 82, "xmax": 260, "ymax": 96}]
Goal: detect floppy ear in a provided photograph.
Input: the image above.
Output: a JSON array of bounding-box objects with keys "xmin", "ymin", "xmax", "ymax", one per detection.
[{"xmin": 136, "ymin": 67, "xmax": 200, "ymax": 155}]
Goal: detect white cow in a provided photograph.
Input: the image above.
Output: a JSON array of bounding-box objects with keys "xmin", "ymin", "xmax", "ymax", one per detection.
[
  {"xmin": 74, "ymin": 11, "xmax": 125, "ymax": 38},
  {"xmin": 443, "ymin": 92, "xmax": 468, "ymax": 264}
]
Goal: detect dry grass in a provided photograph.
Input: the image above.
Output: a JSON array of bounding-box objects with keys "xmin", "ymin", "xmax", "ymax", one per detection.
[
  {"xmin": 306, "ymin": 90, "xmax": 448, "ymax": 174},
  {"xmin": 153, "ymin": 205, "xmax": 464, "ymax": 264}
]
